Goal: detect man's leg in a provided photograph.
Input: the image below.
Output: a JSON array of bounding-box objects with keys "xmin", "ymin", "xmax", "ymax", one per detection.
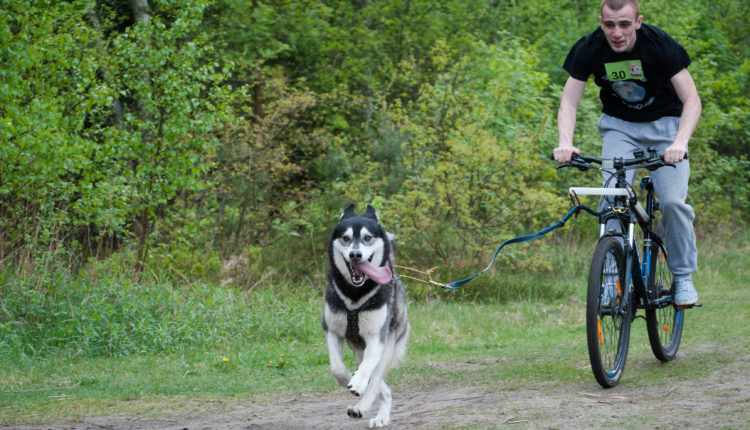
[
  {"xmin": 626, "ymin": 115, "xmax": 698, "ymax": 305},
  {"xmin": 598, "ymin": 114, "xmax": 639, "ymax": 224},
  {"xmin": 650, "ymin": 153, "xmax": 698, "ymax": 305},
  {"xmin": 597, "ymin": 114, "xmax": 698, "ymax": 305}
]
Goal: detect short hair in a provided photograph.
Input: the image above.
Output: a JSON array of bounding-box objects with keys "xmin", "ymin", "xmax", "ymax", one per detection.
[{"xmin": 600, "ymin": 0, "xmax": 640, "ymax": 17}]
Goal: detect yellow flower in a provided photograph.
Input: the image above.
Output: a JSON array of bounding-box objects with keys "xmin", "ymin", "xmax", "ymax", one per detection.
[{"xmin": 222, "ymin": 357, "xmax": 229, "ymax": 362}]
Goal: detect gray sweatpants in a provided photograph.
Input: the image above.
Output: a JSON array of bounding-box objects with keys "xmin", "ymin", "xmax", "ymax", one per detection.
[{"xmin": 597, "ymin": 114, "xmax": 698, "ymax": 276}]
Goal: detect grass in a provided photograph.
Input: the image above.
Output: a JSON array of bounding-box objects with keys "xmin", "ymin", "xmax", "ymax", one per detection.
[{"xmin": 0, "ymin": 228, "xmax": 748, "ymax": 425}]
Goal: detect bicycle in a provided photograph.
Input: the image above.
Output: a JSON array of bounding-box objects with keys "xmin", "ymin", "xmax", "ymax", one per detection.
[{"xmin": 558, "ymin": 148, "xmax": 699, "ymax": 388}]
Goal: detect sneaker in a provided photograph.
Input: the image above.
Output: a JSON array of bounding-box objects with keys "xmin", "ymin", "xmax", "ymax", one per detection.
[
  {"xmin": 601, "ymin": 278, "xmax": 618, "ymax": 305},
  {"xmin": 674, "ymin": 278, "xmax": 698, "ymax": 306},
  {"xmin": 601, "ymin": 254, "xmax": 619, "ymax": 305}
]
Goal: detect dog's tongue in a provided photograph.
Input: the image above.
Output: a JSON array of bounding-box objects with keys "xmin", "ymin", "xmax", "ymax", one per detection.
[{"xmin": 354, "ymin": 261, "xmax": 392, "ymax": 285}]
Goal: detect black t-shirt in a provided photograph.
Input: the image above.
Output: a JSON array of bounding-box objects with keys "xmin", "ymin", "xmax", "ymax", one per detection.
[{"xmin": 563, "ymin": 23, "xmax": 691, "ymax": 122}]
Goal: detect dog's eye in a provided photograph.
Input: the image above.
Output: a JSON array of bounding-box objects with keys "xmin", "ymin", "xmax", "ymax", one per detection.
[
  {"xmin": 363, "ymin": 235, "xmax": 372, "ymax": 242},
  {"xmin": 341, "ymin": 235, "xmax": 351, "ymax": 243}
]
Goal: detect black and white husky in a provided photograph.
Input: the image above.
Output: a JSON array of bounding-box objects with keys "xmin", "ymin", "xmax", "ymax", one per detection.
[{"xmin": 322, "ymin": 204, "xmax": 409, "ymax": 428}]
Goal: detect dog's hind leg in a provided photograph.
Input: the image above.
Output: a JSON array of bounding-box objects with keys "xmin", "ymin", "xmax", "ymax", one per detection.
[
  {"xmin": 366, "ymin": 331, "xmax": 407, "ymax": 426},
  {"xmin": 369, "ymin": 381, "xmax": 392, "ymax": 428}
]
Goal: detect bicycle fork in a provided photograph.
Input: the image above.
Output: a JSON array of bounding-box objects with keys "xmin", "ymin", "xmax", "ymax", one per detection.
[{"xmin": 599, "ymin": 218, "xmax": 644, "ymax": 316}]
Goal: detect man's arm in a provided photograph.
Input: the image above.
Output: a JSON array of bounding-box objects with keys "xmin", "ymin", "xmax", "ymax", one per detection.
[
  {"xmin": 554, "ymin": 76, "xmax": 587, "ymax": 163},
  {"xmin": 665, "ymin": 68, "xmax": 701, "ymax": 163}
]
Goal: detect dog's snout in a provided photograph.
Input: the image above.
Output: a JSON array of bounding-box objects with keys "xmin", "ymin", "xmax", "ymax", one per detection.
[{"xmin": 349, "ymin": 249, "xmax": 362, "ymax": 262}]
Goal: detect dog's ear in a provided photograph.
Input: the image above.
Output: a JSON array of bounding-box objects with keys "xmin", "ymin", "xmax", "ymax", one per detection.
[
  {"xmin": 340, "ymin": 203, "xmax": 357, "ymax": 220},
  {"xmin": 363, "ymin": 204, "xmax": 379, "ymax": 222}
]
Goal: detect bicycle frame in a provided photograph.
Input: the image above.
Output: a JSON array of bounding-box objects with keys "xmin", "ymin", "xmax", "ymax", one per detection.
[{"xmin": 570, "ymin": 163, "xmax": 673, "ymax": 314}]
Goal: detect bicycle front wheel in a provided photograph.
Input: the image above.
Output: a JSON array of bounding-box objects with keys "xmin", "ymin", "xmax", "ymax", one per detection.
[
  {"xmin": 646, "ymin": 239, "xmax": 684, "ymax": 361},
  {"xmin": 586, "ymin": 236, "xmax": 632, "ymax": 388}
]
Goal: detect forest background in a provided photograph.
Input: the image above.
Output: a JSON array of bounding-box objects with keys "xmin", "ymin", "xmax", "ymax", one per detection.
[{"xmin": 0, "ymin": 0, "xmax": 748, "ymax": 360}]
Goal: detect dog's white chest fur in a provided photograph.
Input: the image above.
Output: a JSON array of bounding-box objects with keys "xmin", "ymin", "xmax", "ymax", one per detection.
[{"xmin": 356, "ymin": 306, "xmax": 387, "ymax": 337}]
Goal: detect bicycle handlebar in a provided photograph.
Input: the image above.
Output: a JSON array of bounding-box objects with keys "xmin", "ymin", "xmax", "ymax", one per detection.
[{"xmin": 552, "ymin": 150, "xmax": 687, "ymax": 172}]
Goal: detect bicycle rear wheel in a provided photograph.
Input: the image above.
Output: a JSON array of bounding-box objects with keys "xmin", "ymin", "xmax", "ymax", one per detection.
[
  {"xmin": 586, "ymin": 236, "xmax": 632, "ymax": 388},
  {"xmin": 646, "ymin": 239, "xmax": 684, "ymax": 361}
]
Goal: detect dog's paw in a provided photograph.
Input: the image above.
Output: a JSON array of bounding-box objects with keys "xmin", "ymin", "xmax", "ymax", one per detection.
[
  {"xmin": 369, "ymin": 416, "xmax": 390, "ymax": 428},
  {"xmin": 347, "ymin": 405, "xmax": 364, "ymax": 419},
  {"xmin": 347, "ymin": 372, "xmax": 367, "ymax": 397}
]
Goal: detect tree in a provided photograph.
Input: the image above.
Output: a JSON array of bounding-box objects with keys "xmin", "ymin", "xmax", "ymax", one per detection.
[
  {"xmin": 0, "ymin": 0, "xmax": 107, "ymax": 267},
  {"xmin": 103, "ymin": 0, "xmax": 235, "ymax": 275}
]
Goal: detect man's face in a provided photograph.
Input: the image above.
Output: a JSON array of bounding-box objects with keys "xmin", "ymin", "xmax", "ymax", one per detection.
[{"xmin": 599, "ymin": 4, "xmax": 643, "ymax": 53}]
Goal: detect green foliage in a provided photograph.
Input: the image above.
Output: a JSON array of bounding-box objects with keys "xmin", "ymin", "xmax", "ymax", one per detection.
[
  {"xmin": 0, "ymin": 0, "xmax": 108, "ymax": 263},
  {"xmin": 641, "ymin": 1, "xmax": 750, "ymax": 223},
  {"xmin": 1, "ymin": 0, "xmax": 239, "ymax": 273},
  {"xmin": 354, "ymin": 37, "xmax": 567, "ymax": 276},
  {"xmin": 647, "ymin": 0, "xmax": 750, "ymax": 160},
  {"xmin": 199, "ymin": 68, "xmax": 352, "ymax": 256},
  {"xmin": 0, "ymin": 0, "xmax": 748, "ymax": 309},
  {"xmin": 690, "ymin": 151, "xmax": 750, "ymax": 227},
  {"xmin": 0, "ymin": 264, "xmax": 320, "ymax": 359},
  {"xmin": 149, "ymin": 244, "xmax": 223, "ymax": 281},
  {"xmin": 103, "ymin": 1, "xmax": 237, "ymax": 270},
  {"xmin": 207, "ymin": 0, "xmax": 293, "ymax": 67}
]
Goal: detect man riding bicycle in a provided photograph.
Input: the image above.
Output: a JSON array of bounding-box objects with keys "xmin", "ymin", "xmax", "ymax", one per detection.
[{"xmin": 552, "ymin": 0, "xmax": 701, "ymax": 306}]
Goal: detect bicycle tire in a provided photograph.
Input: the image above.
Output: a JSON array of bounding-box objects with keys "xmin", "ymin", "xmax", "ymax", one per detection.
[
  {"xmin": 646, "ymin": 237, "xmax": 684, "ymax": 361},
  {"xmin": 586, "ymin": 236, "xmax": 632, "ymax": 388}
]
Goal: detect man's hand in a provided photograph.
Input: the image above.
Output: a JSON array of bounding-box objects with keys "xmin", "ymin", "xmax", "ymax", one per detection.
[
  {"xmin": 553, "ymin": 146, "xmax": 581, "ymax": 163},
  {"xmin": 663, "ymin": 143, "xmax": 687, "ymax": 163}
]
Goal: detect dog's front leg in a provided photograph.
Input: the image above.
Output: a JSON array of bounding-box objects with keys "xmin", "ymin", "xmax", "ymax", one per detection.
[
  {"xmin": 349, "ymin": 340, "xmax": 394, "ymax": 421},
  {"xmin": 325, "ymin": 330, "xmax": 351, "ymax": 388},
  {"xmin": 348, "ymin": 339, "xmax": 383, "ymax": 397},
  {"xmin": 347, "ymin": 307, "xmax": 387, "ymax": 396}
]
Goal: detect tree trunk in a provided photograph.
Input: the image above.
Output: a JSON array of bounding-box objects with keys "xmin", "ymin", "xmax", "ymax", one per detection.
[
  {"xmin": 234, "ymin": 196, "xmax": 248, "ymax": 250},
  {"xmin": 128, "ymin": 0, "xmax": 153, "ymax": 278},
  {"xmin": 251, "ymin": 0, "xmax": 263, "ymax": 121},
  {"xmin": 210, "ymin": 193, "xmax": 227, "ymax": 249},
  {"xmin": 129, "ymin": 0, "xmax": 150, "ymax": 23},
  {"xmin": 134, "ymin": 209, "xmax": 149, "ymax": 279}
]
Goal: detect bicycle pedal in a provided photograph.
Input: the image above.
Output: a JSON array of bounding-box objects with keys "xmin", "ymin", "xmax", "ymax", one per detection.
[{"xmin": 676, "ymin": 303, "xmax": 702, "ymax": 310}]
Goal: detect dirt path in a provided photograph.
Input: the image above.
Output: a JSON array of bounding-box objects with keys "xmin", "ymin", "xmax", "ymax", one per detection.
[{"xmin": 5, "ymin": 345, "xmax": 749, "ymax": 430}]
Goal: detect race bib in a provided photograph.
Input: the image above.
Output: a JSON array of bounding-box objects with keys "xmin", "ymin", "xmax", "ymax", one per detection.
[{"xmin": 605, "ymin": 60, "xmax": 645, "ymax": 81}]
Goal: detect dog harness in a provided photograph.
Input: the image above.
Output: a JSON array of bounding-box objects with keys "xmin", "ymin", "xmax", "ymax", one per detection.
[
  {"xmin": 345, "ymin": 306, "xmax": 364, "ymax": 344},
  {"xmin": 343, "ymin": 275, "xmax": 399, "ymax": 345}
]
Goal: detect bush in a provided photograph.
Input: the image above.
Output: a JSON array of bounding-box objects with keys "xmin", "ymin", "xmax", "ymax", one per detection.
[{"xmin": 0, "ymin": 266, "xmax": 321, "ymax": 359}]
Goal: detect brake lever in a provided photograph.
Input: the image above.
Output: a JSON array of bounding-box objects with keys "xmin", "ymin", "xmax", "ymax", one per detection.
[
  {"xmin": 648, "ymin": 152, "xmax": 687, "ymax": 171},
  {"xmin": 556, "ymin": 162, "xmax": 587, "ymax": 171},
  {"xmin": 554, "ymin": 156, "xmax": 592, "ymax": 171},
  {"xmin": 645, "ymin": 159, "xmax": 676, "ymax": 171},
  {"xmin": 571, "ymin": 160, "xmax": 592, "ymax": 171}
]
